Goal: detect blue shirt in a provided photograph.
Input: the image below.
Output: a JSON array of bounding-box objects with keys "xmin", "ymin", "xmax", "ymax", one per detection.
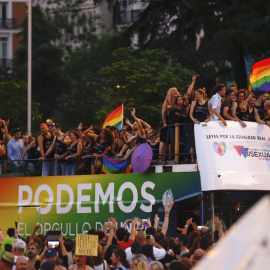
[{"xmin": 7, "ymin": 138, "xmax": 25, "ymax": 164}]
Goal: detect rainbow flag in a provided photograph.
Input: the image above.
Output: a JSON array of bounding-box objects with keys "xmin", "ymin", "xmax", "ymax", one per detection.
[
  {"xmin": 101, "ymin": 156, "xmax": 132, "ymax": 174},
  {"xmin": 102, "ymin": 104, "xmax": 124, "ymax": 130},
  {"xmin": 250, "ymin": 58, "xmax": 270, "ymax": 92}
]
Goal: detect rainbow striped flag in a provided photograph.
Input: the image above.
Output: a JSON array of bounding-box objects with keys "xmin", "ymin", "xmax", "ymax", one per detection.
[
  {"xmin": 250, "ymin": 58, "xmax": 270, "ymax": 92},
  {"xmin": 101, "ymin": 156, "xmax": 132, "ymax": 174},
  {"xmin": 102, "ymin": 104, "xmax": 124, "ymax": 130}
]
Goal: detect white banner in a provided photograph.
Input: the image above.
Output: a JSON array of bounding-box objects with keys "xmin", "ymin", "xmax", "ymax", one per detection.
[{"xmin": 195, "ymin": 121, "xmax": 270, "ymax": 191}]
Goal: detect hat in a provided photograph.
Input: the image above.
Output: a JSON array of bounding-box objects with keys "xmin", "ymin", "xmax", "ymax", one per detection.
[
  {"xmin": 127, "ymin": 135, "xmax": 137, "ymax": 143},
  {"xmin": 44, "ymin": 248, "xmax": 56, "ymax": 258},
  {"xmin": 1, "ymin": 252, "xmax": 15, "ymax": 265},
  {"xmin": 41, "ymin": 261, "xmax": 55, "ymax": 270}
]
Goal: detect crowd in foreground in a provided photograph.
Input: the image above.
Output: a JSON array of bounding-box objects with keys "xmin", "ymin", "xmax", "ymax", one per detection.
[
  {"xmin": 0, "ymin": 206, "xmax": 227, "ymax": 270},
  {"xmin": 1, "ymin": 76, "xmax": 269, "ymax": 176}
]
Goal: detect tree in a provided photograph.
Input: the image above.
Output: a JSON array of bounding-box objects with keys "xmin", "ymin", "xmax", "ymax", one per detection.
[
  {"xmin": 98, "ymin": 47, "xmax": 194, "ymax": 128},
  {"xmin": 100, "ymin": 0, "xmax": 270, "ymax": 90},
  {"xmin": 13, "ymin": 5, "xmax": 67, "ymax": 119},
  {"xmin": 0, "ymin": 78, "xmax": 41, "ymax": 132}
]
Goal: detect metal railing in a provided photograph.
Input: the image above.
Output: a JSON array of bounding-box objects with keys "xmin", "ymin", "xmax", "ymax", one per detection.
[
  {"xmin": 0, "ymin": 18, "xmax": 16, "ymax": 29},
  {"xmin": 0, "ymin": 123, "xmax": 196, "ymax": 177}
]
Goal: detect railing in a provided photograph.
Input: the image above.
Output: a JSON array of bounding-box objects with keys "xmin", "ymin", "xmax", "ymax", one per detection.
[
  {"xmin": 0, "ymin": 123, "xmax": 195, "ymax": 177},
  {"xmin": 0, "ymin": 59, "xmax": 12, "ymax": 68},
  {"xmin": 0, "ymin": 18, "xmax": 16, "ymax": 29}
]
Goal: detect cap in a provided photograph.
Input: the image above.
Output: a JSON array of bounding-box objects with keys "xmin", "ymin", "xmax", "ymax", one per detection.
[{"xmin": 44, "ymin": 248, "xmax": 56, "ymax": 258}]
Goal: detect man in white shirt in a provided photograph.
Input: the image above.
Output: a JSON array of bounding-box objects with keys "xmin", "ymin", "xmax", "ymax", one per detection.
[{"xmin": 210, "ymin": 84, "xmax": 227, "ymax": 126}]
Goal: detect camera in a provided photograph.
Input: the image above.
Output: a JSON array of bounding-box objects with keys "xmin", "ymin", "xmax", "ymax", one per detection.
[{"xmin": 46, "ymin": 230, "xmax": 61, "ymax": 248}]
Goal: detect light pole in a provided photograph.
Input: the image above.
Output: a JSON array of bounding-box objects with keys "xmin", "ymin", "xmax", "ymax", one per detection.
[{"xmin": 27, "ymin": 0, "xmax": 32, "ymax": 135}]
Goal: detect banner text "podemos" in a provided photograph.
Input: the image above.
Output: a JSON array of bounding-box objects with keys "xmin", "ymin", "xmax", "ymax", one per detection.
[{"xmin": 18, "ymin": 182, "xmax": 155, "ymax": 215}]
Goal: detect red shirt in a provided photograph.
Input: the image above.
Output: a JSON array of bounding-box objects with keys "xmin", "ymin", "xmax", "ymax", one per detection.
[{"xmin": 118, "ymin": 239, "xmax": 134, "ymax": 250}]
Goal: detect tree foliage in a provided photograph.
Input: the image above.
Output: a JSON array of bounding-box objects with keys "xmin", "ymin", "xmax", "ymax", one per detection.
[
  {"xmin": 13, "ymin": 6, "xmax": 67, "ymax": 119},
  {"xmin": 0, "ymin": 79, "xmax": 41, "ymax": 132},
  {"xmin": 99, "ymin": 47, "xmax": 194, "ymax": 128},
  {"xmin": 102, "ymin": 0, "xmax": 270, "ymax": 90}
]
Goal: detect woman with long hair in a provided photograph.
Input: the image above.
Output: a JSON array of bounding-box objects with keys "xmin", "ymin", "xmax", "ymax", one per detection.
[
  {"xmin": 82, "ymin": 128, "xmax": 113, "ymax": 174},
  {"xmin": 160, "ymin": 87, "xmax": 180, "ymax": 160},
  {"xmin": 64, "ymin": 130, "xmax": 82, "ymax": 175}
]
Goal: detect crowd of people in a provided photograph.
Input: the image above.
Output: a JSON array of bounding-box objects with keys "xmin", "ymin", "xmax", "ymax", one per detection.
[
  {"xmin": 0, "ymin": 205, "xmax": 227, "ymax": 270},
  {"xmin": 0, "ymin": 76, "xmax": 269, "ymax": 176}
]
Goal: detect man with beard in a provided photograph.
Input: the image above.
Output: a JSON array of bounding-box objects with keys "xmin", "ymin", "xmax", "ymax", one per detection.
[{"xmin": 26, "ymin": 243, "xmax": 39, "ymax": 268}]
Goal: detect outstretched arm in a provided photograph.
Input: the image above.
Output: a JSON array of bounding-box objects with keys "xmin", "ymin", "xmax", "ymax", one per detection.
[{"xmin": 131, "ymin": 108, "xmax": 146, "ymax": 138}]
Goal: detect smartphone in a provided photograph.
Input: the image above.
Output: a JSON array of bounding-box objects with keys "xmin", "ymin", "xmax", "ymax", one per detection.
[{"xmin": 46, "ymin": 230, "xmax": 61, "ymax": 247}]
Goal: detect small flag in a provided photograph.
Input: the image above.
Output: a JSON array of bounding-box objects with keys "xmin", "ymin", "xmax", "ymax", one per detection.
[
  {"xmin": 101, "ymin": 156, "xmax": 132, "ymax": 174},
  {"xmin": 102, "ymin": 104, "xmax": 124, "ymax": 131},
  {"xmin": 250, "ymin": 58, "xmax": 270, "ymax": 92}
]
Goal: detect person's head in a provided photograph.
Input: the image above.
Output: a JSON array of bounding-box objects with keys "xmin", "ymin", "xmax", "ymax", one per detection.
[
  {"xmin": 135, "ymin": 230, "xmax": 146, "ymax": 245},
  {"xmin": 13, "ymin": 128, "xmax": 21, "ymax": 140},
  {"xmin": 194, "ymin": 89, "xmax": 206, "ymax": 101},
  {"xmin": 248, "ymin": 95, "xmax": 257, "ymax": 107},
  {"xmin": 64, "ymin": 238, "xmax": 74, "ymax": 252},
  {"xmin": 116, "ymin": 228, "xmax": 126, "ymax": 241},
  {"xmin": 110, "ymin": 127, "xmax": 118, "ymax": 139},
  {"xmin": 97, "ymin": 231, "xmax": 107, "ymax": 244},
  {"xmin": 44, "ymin": 248, "xmax": 57, "ymax": 262},
  {"xmin": 110, "ymin": 249, "xmax": 129, "ymax": 268},
  {"xmin": 0, "ymin": 252, "xmax": 15, "ymax": 270},
  {"xmin": 154, "ymin": 232, "xmax": 164, "ymax": 244},
  {"xmin": 40, "ymin": 261, "xmax": 55, "ymax": 270},
  {"xmin": 146, "ymin": 129, "xmax": 155, "ymax": 139},
  {"xmin": 22, "ymin": 135, "xmax": 29, "ymax": 145},
  {"xmin": 225, "ymin": 90, "xmax": 235, "ymax": 101},
  {"xmin": 212, "ymin": 84, "xmax": 226, "ymax": 97},
  {"xmin": 174, "ymin": 95, "xmax": 183, "ymax": 107},
  {"xmin": 52, "ymin": 123, "xmax": 62, "ymax": 136},
  {"xmin": 167, "ymin": 88, "xmax": 179, "ymax": 102},
  {"xmin": 99, "ymin": 129, "xmax": 114, "ymax": 146},
  {"xmin": 140, "ymin": 244, "xmax": 155, "ymax": 261},
  {"xmin": 158, "ymin": 238, "xmax": 169, "ymax": 251},
  {"xmin": 47, "ymin": 123, "xmax": 55, "ymax": 133},
  {"xmin": 235, "ymin": 90, "xmax": 245, "ymax": 103},
  {"xmin": 187, "ymin": 231, "xmax": 200, "ymax": 249},
  {"xmin": 256, "ymin": 91, "xmax": 267, "ymax": 102},
  {"xmin": 74, "ymin": 255, "xmax": 85, "ymax": 266},
  {"xmin": 69, "ymin": 130, "xmax": 79, "ymax": 141},
  {"xmin": 27, "ymin": 242, "xmax": 39, "ymax": 258},
  {"xmin": 12, "ymin": 239, "xmax": 26, "ymax": 256},
  {"xmin": 192, "ymin": 249, "xmax": 204, "ymax": 261},
  {"xmin": 131, "ymin": 241, "xmax": 141, "ymax": 255},
  {"xmin": 228, "ymin": 83, "xmax": 238, "ymax": 93},
  {"xmin": 40, "ymin": 123, "xmax": 49, "ymax": 134},
  {"xmin": 145, "ymin": 227, "xmax": 156, "ymax": 237},
  {"xmin": 104, "ymin": 245, "xmax": 119, "ymax": 265},
  {"xmin": 127, "ymin": 135, "xmax": 137, "ymax": 148},
  {"xmin": 150, "ymin": 261, "xmax": 164, "ymax": 270},
  {"xmin": 179, "ymin": 257, "xmax": 194, "ymax": 270},
  {"xmin": 199, "ymin": 237, "xmax": 211, "ymax": 251},
  {"xmin": 166, "ymin": 260, "xmax": 185, "ymax": 270},
  {"xmin": 132, "ymin": 254, "xmax": 148, "ymax": 270},
  {"xmin": 15, "ymin": 256, "xmax": 27, "ymax": 270}
]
